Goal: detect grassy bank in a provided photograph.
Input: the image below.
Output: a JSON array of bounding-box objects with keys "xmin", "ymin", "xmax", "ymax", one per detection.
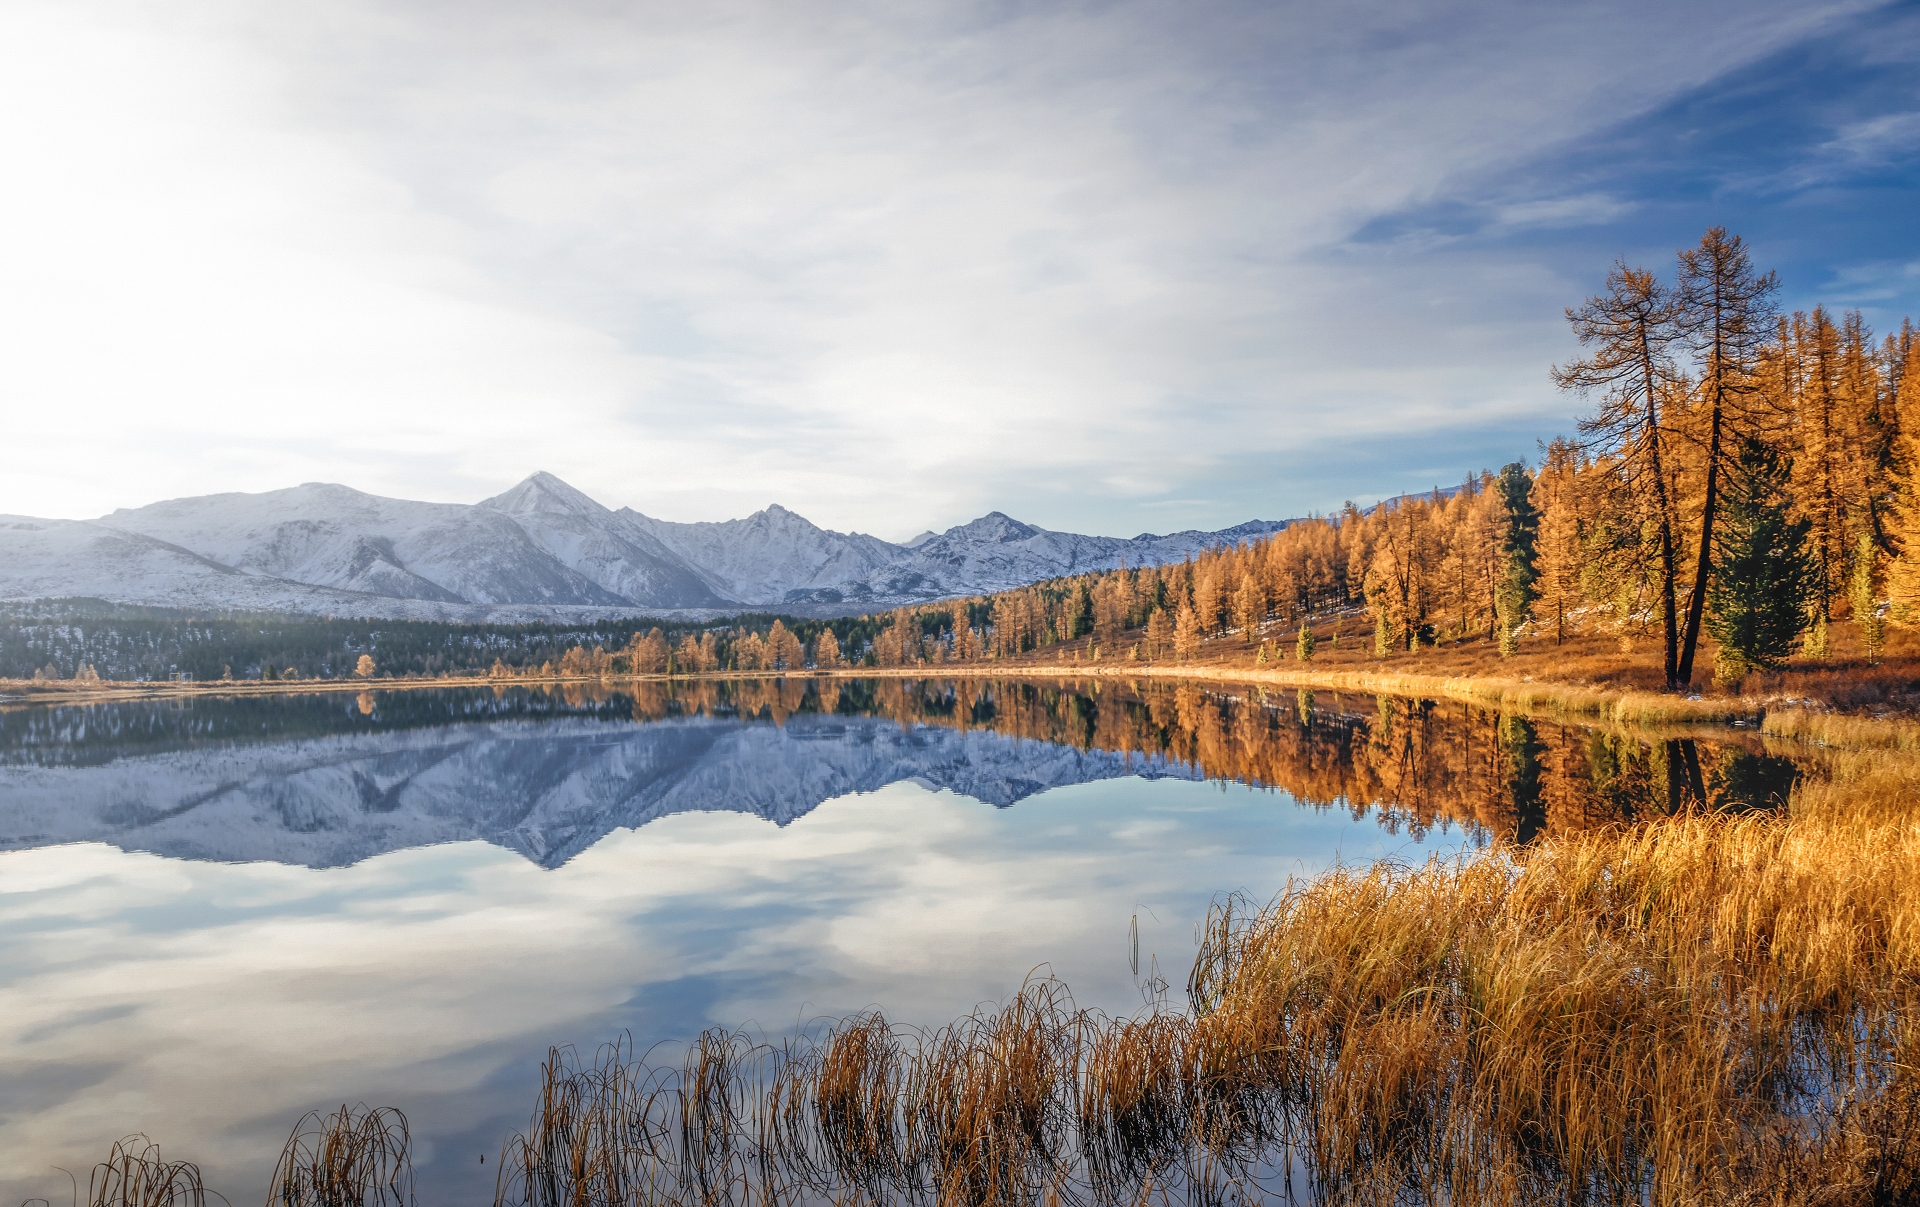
[{"xmin": 0, "ymin": 661, "xmax": 1757, "ymax": 725}]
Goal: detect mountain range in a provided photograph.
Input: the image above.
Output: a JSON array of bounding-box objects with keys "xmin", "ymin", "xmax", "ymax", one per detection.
[{"xmin": 0, "ymin": 473, "xmax": 1287, "ymax": 619}]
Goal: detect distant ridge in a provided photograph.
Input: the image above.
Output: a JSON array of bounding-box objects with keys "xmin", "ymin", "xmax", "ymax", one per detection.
[{"xmin": 0, "ymin": 473, "xmax": 1292, "ymax": 620}]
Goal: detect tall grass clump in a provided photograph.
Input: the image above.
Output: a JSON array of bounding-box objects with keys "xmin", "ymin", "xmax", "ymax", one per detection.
[
  {"xmin": 82, "ymin": 1136, "xmax": 209, "ymax": 1207},
  {"xmin": 1187, "ymin": 794, "xmax": 1920, "ymax": 1205},
  {"xmin": 270, "ymin": 1105, "xmax": 414, "ymax": 1207}
]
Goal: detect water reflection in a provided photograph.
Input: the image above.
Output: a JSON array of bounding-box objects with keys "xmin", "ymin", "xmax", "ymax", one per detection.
[
  {"xmin": 0, "ymin": 678, "xmax": 1804, "ymax": 870},
  {"xmin": 0, "ymin": 677, "xmax": 1814, "ymax": 1205}
]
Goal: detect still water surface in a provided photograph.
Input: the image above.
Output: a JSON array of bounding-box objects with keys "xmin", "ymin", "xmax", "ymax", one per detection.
[{"xmin": 0, "ymin": 678, "xmax": 1805, "ymax": 1204}]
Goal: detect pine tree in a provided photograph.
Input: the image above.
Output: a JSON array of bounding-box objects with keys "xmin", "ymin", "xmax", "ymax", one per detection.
[
  {"xmin": 1493, "ymin": 462, "xmax": 1539, "ymax": 655},
  {"xmin": 1705, "ymin": 437, "xmax": 1816, "ymax": 681},
  {"xmin": 1296, "ymin": 621, "xmax": 1315, "ymax": 662}
]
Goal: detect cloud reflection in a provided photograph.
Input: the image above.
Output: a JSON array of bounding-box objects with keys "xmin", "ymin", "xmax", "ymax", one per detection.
[{"xmin": 0, "ymin": 776, "xmax": 1458, "ymax": 1205}]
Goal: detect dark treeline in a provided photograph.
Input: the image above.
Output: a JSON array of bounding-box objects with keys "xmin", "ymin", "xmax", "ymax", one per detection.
[{"xmin": 0, "ymin": 600, "xmax": 889, "ymax": 683}]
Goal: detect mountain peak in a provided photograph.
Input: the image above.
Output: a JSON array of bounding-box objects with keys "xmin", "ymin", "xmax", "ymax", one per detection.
[
  {"xmin": 479, "ymin": 472, "xmax": 608, "ymax": 518},
  {"xmin": 941, "ymin": 512, "xmax": 1040, "ymax": 544}
]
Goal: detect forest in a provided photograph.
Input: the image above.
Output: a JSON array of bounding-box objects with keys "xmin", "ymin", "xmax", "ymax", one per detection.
[
  {"xmin": 0, "ymin": 603, "xmax": 887, "ymax": 683},
  {"xmin": 848, "ymin": 229, "xmax": 1920, "ymax": 695}
]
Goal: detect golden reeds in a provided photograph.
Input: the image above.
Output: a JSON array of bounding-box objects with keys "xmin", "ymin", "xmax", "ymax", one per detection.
[
  {"xmin": 474, "ymin": 765, "xmax": 1918, "ymax": 1207},
  {"xmin": 84, "ymin": 1136, "xmax": 209, "ymax": 1207},
  {"xmin": 1761, "ymin": 706, "xmax": 1920, "ymax": 752},
  {"xmin": 269, "ymin": 1104, "xmax": 414, "ymax": 1207}
]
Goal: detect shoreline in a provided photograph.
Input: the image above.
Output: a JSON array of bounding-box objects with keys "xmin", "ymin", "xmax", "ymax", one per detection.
[{"xmin": 0, "ymin": 660, "xmax": 1779, "ymax": 724}]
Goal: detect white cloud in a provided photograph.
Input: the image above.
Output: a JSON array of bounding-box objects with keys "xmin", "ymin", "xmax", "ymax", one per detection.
[
  {"xmin": 0, "ymin": 0, "xmax": 1876, "ymax": 535},
  {"xmin": 1495, "ymin": 194, "xmax": 1638, "ymax": 230}
]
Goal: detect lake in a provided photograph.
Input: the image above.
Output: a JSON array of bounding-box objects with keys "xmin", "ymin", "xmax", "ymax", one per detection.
[{"xmin": 0, "ymin": 677, "xmax": 1807, "ymax": 1204}]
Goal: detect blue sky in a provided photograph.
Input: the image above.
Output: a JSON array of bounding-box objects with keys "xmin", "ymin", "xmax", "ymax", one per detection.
[{"xmin": 2, "ymin": 1, "xmax": 1916, "ymax": 538}]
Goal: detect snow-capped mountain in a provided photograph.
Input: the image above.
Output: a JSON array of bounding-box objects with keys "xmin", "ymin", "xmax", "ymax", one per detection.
[
  {"xmin": 793, "ymin": 512, "xmax": 1291, "ymax": 607},
  {"xmin": 0, "ymin": 472, "xmax": 1289, "ymax": 619},
  {"xmin": 621, "ymin": 503, "xmax": 902, "ymax": 605},
  {"xmin": 0, "ymin": 711, "xmax": 1202, "ymax": 868}
]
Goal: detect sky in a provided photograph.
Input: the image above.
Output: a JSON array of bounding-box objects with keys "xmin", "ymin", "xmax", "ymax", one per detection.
[{"xmin": 3, "ymin": 0, "xmax": 1918, "ymax": 540}]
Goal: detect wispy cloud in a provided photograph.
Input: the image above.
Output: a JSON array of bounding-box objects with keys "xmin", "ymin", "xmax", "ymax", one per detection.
[{"xmin": 0, "ymin": 0, "xmax": 1907, "ymax": 536}]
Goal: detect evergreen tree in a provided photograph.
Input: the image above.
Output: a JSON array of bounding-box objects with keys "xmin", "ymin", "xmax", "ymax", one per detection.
[
  {"xmin": 1494, "ymin": 462, "xmax": 1539, "ymax": 654},
  {"xmin": 1705, "ymin": 437, "xmax": 1816, "ymax": 681},
  {"xmin": 1296, "ymin": 621, "xmax": 1315, "ymax": 662}
]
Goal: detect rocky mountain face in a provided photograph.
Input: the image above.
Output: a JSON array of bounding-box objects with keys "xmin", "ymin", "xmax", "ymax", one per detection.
[
  {"xmin": 0, "ymin": 472, "xmax": 1288, "ymax": 619},
  {"xmin": 0, "ymin": 711, "xmax": 1201, "ymax": 868}
]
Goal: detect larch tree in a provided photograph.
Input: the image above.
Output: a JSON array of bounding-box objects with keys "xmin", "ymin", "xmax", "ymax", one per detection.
[
  {"xmin": 1887, "ymin": 333, "xmax": 1920, "ymax": 617},
  {"xmin": 1530, "ymin": 441, "xmax": 1583, "ymax": 645},
  {"xmin": 1674, "ymin": 227, "xmax": 1779, "ymax": 687},
  {"xmin": 1193, "ymin": 572, "xmax": 1222, "ymax": 638},
  {"xmin": 1173, "ymin": 603, "xmax": 1202, "ymax": 661},
  {"xmin": 1233, "ymin": 572, "xmax": 1264, "ymax": 644},
  {"xmin": 1145, "ymin": 608, "xmax": 1172, "ymax": 660},
  {"xmin": 1553, "ymin": 260, "xmax": 1685, "ymax": 688},
  {"xmin": 815, "ymin": 627, "xmax": 842, "ymax": 668}
]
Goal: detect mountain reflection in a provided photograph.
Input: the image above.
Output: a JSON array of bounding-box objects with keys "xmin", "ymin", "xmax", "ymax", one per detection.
[{"xmin": 0, "ymin": 677, "xmax": 1801, "ymax": 868}]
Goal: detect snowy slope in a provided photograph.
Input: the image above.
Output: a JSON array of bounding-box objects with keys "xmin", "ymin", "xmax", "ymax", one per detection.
[
  {"xmin": 479, "ymin": 473, "xmax": 726, "ymax": 608},
  {"xmin": 787, "ymin": 513, "xmax": 1293, "ymax": 605},
  {"xmin": 0, "ymin": 713, "xmax": 1200, "ymax": 868},
  {"xmin": 621, "ymin": 504, "xmax": 902, "ymax": 604},
  {"xmin": 0, "ymin": 473, "xmax": 1291, "ymax": 618},
  {"xmin": 102, "ymin": 481, "xmax": 631, "ymax": 606}
]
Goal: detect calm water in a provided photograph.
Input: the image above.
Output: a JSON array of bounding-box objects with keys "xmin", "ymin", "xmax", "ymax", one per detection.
[{"xmin": 0, "ymin": 678, "xmax": 1806, "ymax": 1204}]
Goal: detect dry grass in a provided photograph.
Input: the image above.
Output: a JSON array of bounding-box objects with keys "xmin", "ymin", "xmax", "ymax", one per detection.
[
  {"xmin": 81, "ymin": 1136, "xmax": 210, "ymax": 1207},
  {"xmin": 269, "ymin": 1105, "xmax": 413, "ymax": 1207},
  {"xmin": 1761, "ymin": 707, "xmax": 1920, "ymax": 753},
  {"xmin": 478, "ymin": 757, "xmax": 1920, "ymax": 1207}
]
